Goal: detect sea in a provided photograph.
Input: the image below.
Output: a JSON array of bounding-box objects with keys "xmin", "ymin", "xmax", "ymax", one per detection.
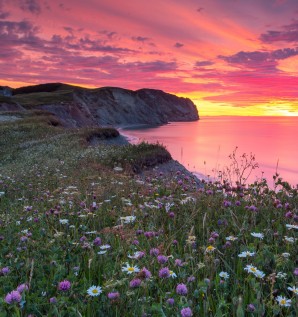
[{"xmin": 121, "ymin": 116, "xmax": 298, "ymax": 187}]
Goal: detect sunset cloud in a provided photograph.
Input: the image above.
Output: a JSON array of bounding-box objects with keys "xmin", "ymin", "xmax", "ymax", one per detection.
[
  {"xmin": 195, "ymin": 61, "xmax": 214, "ymax": 67},
  {"xmin": 219, "ymin": 47, "xmax": 298, "ymax": 72},
  {"xmin": 0, "ymin": 0, "xmax": 297, "ymax": 115},
  {"xmin": 174, "ymin": 42, "xmax": 184, "ymax": 48},
  {"xmin": 260, "ymin": 20, "xmax": 298, "ymax": 43},
  {"xmin": 18, "ymin": 0, "xmax": 42, "ymax": 15},
  {"xmin": 132, "ymin": 36, "xmax": 150, "ymax": 42}
]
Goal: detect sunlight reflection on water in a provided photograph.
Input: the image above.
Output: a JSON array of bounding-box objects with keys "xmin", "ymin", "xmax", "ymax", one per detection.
[{"xmin": 122, "ymin": 116, "xmax": 298, "ymax": 187}]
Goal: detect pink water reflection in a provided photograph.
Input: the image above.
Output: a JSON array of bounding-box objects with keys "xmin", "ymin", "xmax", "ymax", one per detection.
[{"xmin": 123, "ymin": 116, "xmax": 298, "ymax": 186}]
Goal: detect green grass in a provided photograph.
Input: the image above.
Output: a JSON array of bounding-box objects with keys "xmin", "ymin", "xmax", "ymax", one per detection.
[
  {"xmin": 0, "ymin": 114, "xmax": 297, "ymax": 317},
  {"xmin": 0, "ymin": 96, "xmax": 15, "ymax": 104},
  {"xmin": 12, "ymin": 90, "xmax": 73, "ymax": 108},
  {"xmin": 104, "ymin": 142, "xmax": 172, "ymax": 173},
  {"xmin": 82, "ymin": 127, "xmax": 120, "ymax": 143}
]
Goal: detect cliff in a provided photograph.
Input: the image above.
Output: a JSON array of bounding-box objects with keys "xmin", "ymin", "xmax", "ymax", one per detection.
[
  {"xmin": 0, "ymin": 83, "xmax": 199, "ymax": 127},
  {"xmin": 0, "ymin": 86, "xmax": 12, "ymax": 97}
]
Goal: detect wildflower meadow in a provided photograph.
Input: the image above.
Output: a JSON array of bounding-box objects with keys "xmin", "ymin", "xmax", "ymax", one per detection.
[{"xmin": 0, "ymin": 113, "xmax": 297, "ymax": 316}]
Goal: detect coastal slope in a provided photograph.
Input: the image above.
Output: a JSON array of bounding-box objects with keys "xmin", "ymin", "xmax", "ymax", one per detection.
[{"xmin": 0, "ymin": 83, "xmax": 199, "ymax": 127}]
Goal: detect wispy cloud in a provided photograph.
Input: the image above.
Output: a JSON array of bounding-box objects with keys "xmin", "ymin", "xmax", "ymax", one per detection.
[
  {"xmin": 219, "ymin": 48, "xmax": 298, "ymax": 72},
  {"xmin": 174, "ymin": 42, "xmax": 184, "ymax": 48},
  {"xmin": 19, "ymin": 0, "xmax": 42, "ymax": 14},
  {"xmin": 132, "ymin": 36, "xmax": 150, "ymax": 42},
  {"xmin": 195, "ymin": 61, "xmax": 214, "ymax": 67},
  {"xmin": 260, "ymin": 20, "xmax": 298, "ymax": 43}
]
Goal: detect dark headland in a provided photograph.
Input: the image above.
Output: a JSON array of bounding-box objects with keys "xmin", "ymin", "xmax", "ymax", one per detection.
[{"xmin": 0, "ymin": 82, "xmax": 199, "ymax": 127}]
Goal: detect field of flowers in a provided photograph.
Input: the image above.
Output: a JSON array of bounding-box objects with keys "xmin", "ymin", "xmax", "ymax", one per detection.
[{"xmin": 0, "ymin": 114, "xmax": 297, "ymax": 316}]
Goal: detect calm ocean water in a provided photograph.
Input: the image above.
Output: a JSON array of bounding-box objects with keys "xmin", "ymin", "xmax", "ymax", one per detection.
[{"xmin": 121, "ymin": 116, "xmax": 298, "ymax": 187}]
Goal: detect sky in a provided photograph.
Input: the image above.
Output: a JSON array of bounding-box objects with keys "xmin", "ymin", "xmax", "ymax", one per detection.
[{"xmin": 0, "ymin": 0, "xmax": 298, "ymax": 116}]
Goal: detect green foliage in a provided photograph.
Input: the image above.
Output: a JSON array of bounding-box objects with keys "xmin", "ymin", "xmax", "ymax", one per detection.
[
  {"xmin": 104, "ymin": 142, "xmax": 172, "ymax": 173},
  {"xmin": 81, "ymin": 127, "xmax": 120, "ymax": 142},
  {"xmin": 0, "ymin": 96, "xmax": 15, "ymax": 104},
  {"xmin": 12, "ymin": 90, "xmax": 73, "ymax": 108}
]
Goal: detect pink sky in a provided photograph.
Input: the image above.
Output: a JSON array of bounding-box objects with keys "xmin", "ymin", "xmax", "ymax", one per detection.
[{"xmin": 0, "ymin": 0, "xmax": 298, "ymax": 115}]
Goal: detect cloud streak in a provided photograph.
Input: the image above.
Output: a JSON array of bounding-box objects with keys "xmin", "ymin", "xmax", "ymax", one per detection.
[{"xmin": 260, "ymin": 20, "xmax": 298, "ymax": 43}]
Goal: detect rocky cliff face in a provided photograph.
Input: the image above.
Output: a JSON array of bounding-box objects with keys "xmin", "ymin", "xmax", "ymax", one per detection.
[
  {"xmin": 0, "ymin": 83, "xmax": 199, "ymax": 127},
  {"xmin": 0, "ymin": 86, "xmax": 12, "ymax": 97}
]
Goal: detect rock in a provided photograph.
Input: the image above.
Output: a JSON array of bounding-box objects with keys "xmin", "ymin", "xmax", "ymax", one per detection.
[
  {"xmin": 0, "ymin": 86, "xmax": 12, "ymax": 97},
  {"xmin": 75, "ymin": 87, "xmax": 199, "ymax": 126},
  {"xmin": 0, "ymin": 83, "xmax": 199, "ymax": 127}
]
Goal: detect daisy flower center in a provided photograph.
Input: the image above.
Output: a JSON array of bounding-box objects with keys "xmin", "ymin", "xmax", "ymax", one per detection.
[
  {"xmin": 128, "ymin": 267, "xmax": 134, "ymax": 272},
  {"xmin": 281, "ymin": 299, "xmax": 286, "ymax": 305},
  {"xmin": 92, "ymin": 289, "xmax": 99, "ymax": 294}
]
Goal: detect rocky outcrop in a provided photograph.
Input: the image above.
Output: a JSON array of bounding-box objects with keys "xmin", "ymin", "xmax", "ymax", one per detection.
[
  {"xmin": 0, "ymin": 83, "xmax": 199, "ymax": 127},
  {"xmin": 71, "ymin": 87, "xmax": 199, "ymax": 126},
  {"xmin": 0, "ymin": 86, "xmax": 12, "ymax": 97}
]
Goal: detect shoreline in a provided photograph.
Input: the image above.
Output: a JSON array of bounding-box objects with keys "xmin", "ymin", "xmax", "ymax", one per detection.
[{"xmin": 115, "ymin": 127, "xmax": 209, "ymax": 185}]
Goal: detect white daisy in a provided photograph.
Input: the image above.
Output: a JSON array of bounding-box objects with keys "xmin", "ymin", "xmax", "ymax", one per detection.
[
  {"xmin": 226, "ymin": 236, "xmax": 238, "ymax": 241},
  {"xmin": 276, "ymin": 295, "xmax": 291, "ymax": 307},
  {"xmin": 121, "ymin": 263, "xmax": 140, "ymax": 274},
  {"xmin": 128, "ymin": 251, "xmax": 145, "ymax": 259},
  {"xmin": 120, "ymin": 216, "xmax": 136, "ymax": 224},
  {"xmin": 59, "ymin": 219, "xmax": 69, "ymax": 224},
  {"xmin": 169, "ymin": 270, "xmax": 177, "ymax": 278},
  {"xmin": 286, "ymin": 224, "xmax": 298, "ymax": 230},
  {"xmin": 250, "ymin": 232, "xmax": 264, "ymax": 239},
  {"xmin": 287, "ymin": 286, "xmax": 298, "ymax": 295},
  {"xmin": 238, "ymin": 251, "xmax": 255, "ymax": 258},
  {"xmin": 87, "ymin": 285, "xmax": 102, "ymax": 297},
  {"xmin": 284, "ymin": 236, "xmax": 296, "ymax": 243},
  {"xmin": 100, "ymin": 244, "xmax": 111, "ymax": 250},
  {"xmin": 219, "ymin": 271, "xmax": 229, "ymax": 279},
  {"xmin": 244, "ymin": 264, "xmax": 258, "ymax": 274},
  {"xmin": 254, "ymin": 270, "xmax": 265, "ymax": 279},
  {"xmin": 205, "ymin": 245, "xmax": 216, "ymax": 253}
]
